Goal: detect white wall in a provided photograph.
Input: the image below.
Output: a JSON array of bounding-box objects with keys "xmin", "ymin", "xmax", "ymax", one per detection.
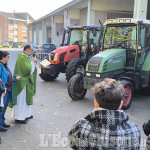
[
  {"xmin": 95, "ymin": 11, "xmax": 107, "ymax": 25},
  {"xmin": 39, "ymin": 30, "xmax": 42, "ymax": 44},
  {"xmin": 80, "ymin": 8, "xmax": 87, "ymax": 25}
]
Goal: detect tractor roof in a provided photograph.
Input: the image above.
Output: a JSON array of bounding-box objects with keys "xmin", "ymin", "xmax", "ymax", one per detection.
[
  {"xmin": 104, "ymin": 18, "xmax": 150, "ymax": 25},
  {"xmin": 68, "ymin": 25, "xmax": 100, "ymax": 30}
]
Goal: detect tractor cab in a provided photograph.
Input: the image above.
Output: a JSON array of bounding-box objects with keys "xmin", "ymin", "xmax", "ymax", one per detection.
[
  {"xmin": 102, "ymin": 18, "xmax": 150, "ymax": 71},
  {"xmin": 39, "ymin": 25, "xmax": 102, "ymax": 82},
  {"xmin": 66, "ymin": 25, "xmax": 101, "ymax": 61}
]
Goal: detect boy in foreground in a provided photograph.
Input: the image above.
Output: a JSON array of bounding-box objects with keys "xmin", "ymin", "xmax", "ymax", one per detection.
[{"xmin": 68, "ymin": 78, "xmax": 140, "ymax": 149}]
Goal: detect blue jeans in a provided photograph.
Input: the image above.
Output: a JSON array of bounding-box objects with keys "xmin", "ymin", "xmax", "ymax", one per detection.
[{"xmin": 0, "ymin": 91, "xmax": 11, "ymax": 128}]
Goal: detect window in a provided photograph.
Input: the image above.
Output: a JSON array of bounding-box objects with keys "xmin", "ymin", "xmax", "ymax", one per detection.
[
  {"xmin": 22, "ymin": 28, "xmax": 27, "ymax": 32},
  {"xmin": 9, "ymin": 20, "xmax": 14, "ymax": 24},
  {"xmin": 9, "ymin": 26, "xmax": 14, "ymax": 31},
  {"xmin": 9, "ymin": 35, "xmax": 14, "ymax": 39},
  {"xmin": 14, "ymin": 21, "xmax": 18, "ymax": 25},
  {"xmin": 140, "ymin": 25, "xmax": 150, "ymax": 48},
  {"xmin": 22, "ymin": 35, "xmax": 27, "ymax": 38},
  {"xmin": 103, "ymin": 25, "xmax": 137, "ymax": 50},
  {"xmin": 69, "ymin": 29, "xmax": 87, "ymax": 45},
  {"xmin": 9, "ymin": 33, "xmax": 14, "ymax": 35},
  {"xmin": 23, "ymin": 22, "xmax": 27, "ymax": 26}
]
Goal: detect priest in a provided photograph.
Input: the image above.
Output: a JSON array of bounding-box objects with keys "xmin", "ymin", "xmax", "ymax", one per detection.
[{"xmin": 9, "ymin": 44, "xmax": 37, "ymax": 124}]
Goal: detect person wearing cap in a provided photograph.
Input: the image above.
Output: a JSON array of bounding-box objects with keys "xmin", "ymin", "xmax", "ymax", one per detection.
[{"xmin": 68, "ymin": 78, "xmax": 141, "ymax": 149}]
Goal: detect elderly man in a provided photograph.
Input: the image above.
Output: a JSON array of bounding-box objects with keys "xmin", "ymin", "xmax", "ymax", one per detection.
[
  {"xmin": 9, "ymin": 45, "xmax": 37, "ymax": 124},
  {"xmin": 68, "ymin": 78, "xmax": 141, "ymax": 149}
]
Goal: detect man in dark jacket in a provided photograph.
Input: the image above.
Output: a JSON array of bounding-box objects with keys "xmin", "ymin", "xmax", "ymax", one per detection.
[
  {"xmin": 68, "ymin": 78, "xmax": 141, "ymax": 150},
  {"xmin": 143, "ymin": 119, "xmax": 150, "ymax": 149}
]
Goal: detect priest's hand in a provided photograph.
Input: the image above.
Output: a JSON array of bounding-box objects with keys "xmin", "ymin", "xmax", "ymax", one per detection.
[
  {"xmin": 32, "ymin": 57, "xmax": 37, "ymax": 63},
  {"xmin": 2, "ymin": 88, "xmax": 7, "ymax": 97}
]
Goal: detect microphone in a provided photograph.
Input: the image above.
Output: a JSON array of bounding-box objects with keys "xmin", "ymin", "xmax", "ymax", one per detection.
[
  {"xmin": 33, "ymin": 54, "xmax": 36, "ymax": 57},
  {"xmin": 32, "ymin": 53, "xmax": 37, "ymax": 63}
]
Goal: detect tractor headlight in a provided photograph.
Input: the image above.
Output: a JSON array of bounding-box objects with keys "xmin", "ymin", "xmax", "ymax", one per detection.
[
  {"xmin": 86, "ymin": 73, "xmax": 91, "ymax": 77},
  {"xmin": 96, "ymin": 74, "xmax": 100, "ymax": 78},
  {"xmin": 54, "ymin": 53, "xmax": 58, "ymax": 61}
]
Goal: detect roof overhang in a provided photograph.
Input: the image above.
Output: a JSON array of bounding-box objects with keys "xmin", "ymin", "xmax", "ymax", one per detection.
[{"xmin": 8, "ymin": 17, "xmax": 27, "ymax": 22}]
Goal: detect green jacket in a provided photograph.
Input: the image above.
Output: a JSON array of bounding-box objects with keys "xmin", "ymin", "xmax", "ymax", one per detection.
[{"xmin": 8, "ymin": 54, "xmax": 37, "ymax": 108}]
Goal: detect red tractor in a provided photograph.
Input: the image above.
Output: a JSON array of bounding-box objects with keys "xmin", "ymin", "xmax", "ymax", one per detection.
[{"xmin": 39, "ymin": 25, "xmax": 102, "ymax": 82}]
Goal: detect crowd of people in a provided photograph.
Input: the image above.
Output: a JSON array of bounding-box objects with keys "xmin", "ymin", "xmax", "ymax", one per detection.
[{"xmin": 0, "ymin": 45, "xmax": 150, "ymax": 149}]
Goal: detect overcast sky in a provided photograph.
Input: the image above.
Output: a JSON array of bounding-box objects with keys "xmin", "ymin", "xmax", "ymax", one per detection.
[{"xmin": 1, "ymin": 0, "xmax": 73, "ymax": 20}]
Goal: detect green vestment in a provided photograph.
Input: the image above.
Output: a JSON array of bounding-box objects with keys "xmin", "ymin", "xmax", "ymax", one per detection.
[{"xmin": 8, "ymin": 54, "xmax": 37, "ymax": 108}]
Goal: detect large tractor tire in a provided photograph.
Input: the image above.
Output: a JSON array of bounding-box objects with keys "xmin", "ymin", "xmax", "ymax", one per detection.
[
  {"xmin": 39, "ymin": 65, "xmax": 59, "ymax": 81},
  {"xmin": 120, "ymin": 80, "xmax": 134, "ymax": 110},
  {"xmin": 66, "ymin": 58, "xmax": 86, "ymax": 82},
  {"xmin": 68, "ymin": 73, "xmax": 87, "ymax": 100}
]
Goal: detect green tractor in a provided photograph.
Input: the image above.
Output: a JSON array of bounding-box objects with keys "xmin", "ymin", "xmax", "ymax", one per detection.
[{"xmin": 68, "ymin": 18, "xmax": 150, "ymax": 110}]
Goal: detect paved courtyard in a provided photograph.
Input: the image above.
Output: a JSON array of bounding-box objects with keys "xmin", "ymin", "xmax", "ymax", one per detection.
[{"xmin": 0, "ymin": 49, "xmax": 149, "ymax": 150}]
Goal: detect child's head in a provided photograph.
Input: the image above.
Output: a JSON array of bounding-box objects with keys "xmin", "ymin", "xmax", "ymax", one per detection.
[{"xmin": 93, "ymin": 78, "xmax": 124, "ymax": 110}]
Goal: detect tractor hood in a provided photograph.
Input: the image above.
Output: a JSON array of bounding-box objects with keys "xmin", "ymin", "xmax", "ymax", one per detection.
[
  {"xmin": 86, "ymin": 49, "xmax": 126, "ymax": 73},
  {"xmin": 49, "ymin": 45, "xmax": 80, "ymax": 64},
  {"xmin": 52, "ymin": 45, "xmax": 79, "ymax": 54}
]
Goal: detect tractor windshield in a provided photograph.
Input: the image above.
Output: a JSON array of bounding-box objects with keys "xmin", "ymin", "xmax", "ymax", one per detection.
[
  {"xmin": 103, "ymin": 25, "xmax": 137, "ymax": 50},
  {"xmin": 69, "ymin": 29, "xmax": 87, "ymax": 45}
]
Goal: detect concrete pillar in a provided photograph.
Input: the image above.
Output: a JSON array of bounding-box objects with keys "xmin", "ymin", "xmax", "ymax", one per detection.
[
  {"xmin": 64, "ymin": 10, "xmax": 70, "ymax": 29},
  {"xmin": 27, "ymin": 27, "xmax": 30, "ymax": 43},
  {"xmin": 51, "ymin": 16, "xmax": 56, "ymax": 44},
  {"xmin": 42, "ymin": 20, "xmax": 46, "ymax": 43},
  {"xmin": 5, "ymin": 17, "xmax": 8, "ymax": 41},
  {"xmin": 134, "ymin": 0, "xmax": 148, "ymax": 19},
  {"xmin": 87, "ymin": 0, "xmax": 95, "ymax": 25},
  {"xmin": 0, "ymin": 28, "xmax": 1, "ymax": 44},
  {"xmin": 36, "ymin": 24, "xmax": 39, "ymax": 44},
  {"xmin": 32, "ymin": 27, "xmax": 34, "ymax": 43}
]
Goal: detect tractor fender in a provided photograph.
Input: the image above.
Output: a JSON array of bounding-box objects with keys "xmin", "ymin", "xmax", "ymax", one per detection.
[
  {"xmin": 119, "ymin": 77, "xmax": 135, "ymax": 87},
  {"xmin": 66, "ymin": 58, "xmax": 86, "ymax": 82}
]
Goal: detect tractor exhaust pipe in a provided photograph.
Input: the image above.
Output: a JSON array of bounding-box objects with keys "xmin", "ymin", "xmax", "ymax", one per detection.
[{"xmin": 97, "ymin": 20, "xmax": 104, "ymax": 53}]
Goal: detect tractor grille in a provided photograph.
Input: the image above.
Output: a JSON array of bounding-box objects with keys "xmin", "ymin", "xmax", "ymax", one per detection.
[
  {"xmin": 51, "ymin": 53, "xmax": 54, "ymax": 60},
  {"xmin": 88, "ymin": 57, "xmax": 103, "ymax": 72}
]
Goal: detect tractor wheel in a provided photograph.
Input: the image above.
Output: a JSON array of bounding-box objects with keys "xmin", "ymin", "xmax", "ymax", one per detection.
[
  {"xmin": 66, "ymin": 58, "xmax": 86, "ymax": 82},
  {"xmin": 68, "ymin": 73, "xmax": 87, "ymax": 100},
  {"xmin": 39, "ymin": 66, "xmax": 59, "ymax": 81},
  {"xmin": 120, "ymin": 80, "xmax": 134, "ymax": 110}
]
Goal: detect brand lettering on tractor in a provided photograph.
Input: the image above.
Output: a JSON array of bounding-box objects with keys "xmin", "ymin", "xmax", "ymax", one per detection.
[
  {"xmin": 108, "ymin": 54, "xmax": 125, "ymax": 63},
  {"xmin": 89, "ymin": 64, "xmax": 99, "ymax": 67},
  {"xmin": 113, "ymin": 60, "xmax": 121, "ymax": 63}
]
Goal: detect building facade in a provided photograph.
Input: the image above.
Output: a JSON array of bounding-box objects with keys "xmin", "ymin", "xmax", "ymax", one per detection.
[
  {"xmin": 28, "ymin": 0, "xmax": 150, "ymax": 47},
  {"xmin": 0, "ymin": 11, "xmax": 34, "ymax": 44}
]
